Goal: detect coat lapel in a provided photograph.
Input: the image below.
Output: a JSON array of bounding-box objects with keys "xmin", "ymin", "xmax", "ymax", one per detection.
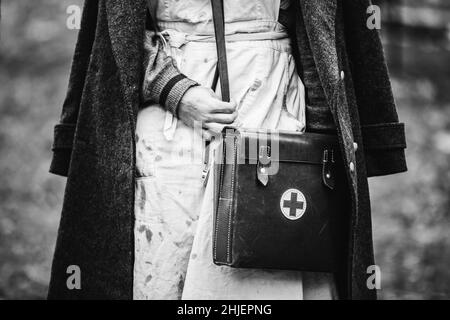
[
  {"xmin": 298, "ymin": 0, "xmax": 339, "ymax": 110},
  {"xmin": 105, "ymin": 0, "xmax": 147, "ymax": 122},
  {"xmin": 298, "ymin": 0, "xmax": 358, "ymax": 188}
]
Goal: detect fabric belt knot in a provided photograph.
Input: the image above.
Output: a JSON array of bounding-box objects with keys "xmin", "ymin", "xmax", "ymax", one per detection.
[{"xmin": 159, "ymin": 29, "xmax": 190, "ymax": 49}]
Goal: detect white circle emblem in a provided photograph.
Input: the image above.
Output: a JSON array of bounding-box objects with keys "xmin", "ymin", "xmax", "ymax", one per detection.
[{"xmin": 280, "ymin": 189, "xmax": 307, "ymax": 220}]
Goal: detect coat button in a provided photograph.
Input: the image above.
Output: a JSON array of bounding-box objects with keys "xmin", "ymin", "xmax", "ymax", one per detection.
[
  {"xmin": 353, "ymin": 142, "xmax": 358, "ymax": 152},
  {"xmin": 349, "ymin": 161, "xmax": 355, "ymax": 173},
  {"xmin": 340, "ymin": 70, "xmax": 345, "ymax": 80}
]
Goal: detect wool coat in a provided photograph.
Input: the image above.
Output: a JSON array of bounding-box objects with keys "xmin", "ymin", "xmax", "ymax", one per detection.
[{"xmin": 48, "ymin": 0, "xmax": 407, "ymax": 300}]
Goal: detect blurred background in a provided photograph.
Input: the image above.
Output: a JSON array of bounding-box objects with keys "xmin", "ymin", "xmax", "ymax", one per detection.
[{"xmin": 0, "ymin": 0, "xmax": 449, "ymax": 299}]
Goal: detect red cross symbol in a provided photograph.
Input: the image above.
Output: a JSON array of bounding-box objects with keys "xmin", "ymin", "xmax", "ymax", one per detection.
[
  {"xmin": 280, "ymin": 189, "xmax": 307, "ymax": 220},
  {"xmin": 283, "ymin": 192, "xmax": 304, "ymax": 217}
]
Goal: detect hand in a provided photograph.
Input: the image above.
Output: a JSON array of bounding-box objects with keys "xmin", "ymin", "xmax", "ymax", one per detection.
[{"xmin": 178, "ymin": 86, "xmax": 237, "ymax": 137}]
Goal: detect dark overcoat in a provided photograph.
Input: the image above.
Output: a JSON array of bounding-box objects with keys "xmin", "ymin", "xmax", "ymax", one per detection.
[{"xmin": 48, "ymin": 0, "xmax": 407, "ymax": 300}]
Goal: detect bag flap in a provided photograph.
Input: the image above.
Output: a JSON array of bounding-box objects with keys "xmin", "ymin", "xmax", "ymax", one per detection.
[{"xmin": 221, "ymin": 128, "xmax": 340, "ymax": 165}]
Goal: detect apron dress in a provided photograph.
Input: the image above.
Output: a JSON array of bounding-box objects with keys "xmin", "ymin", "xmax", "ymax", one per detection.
[{"xmin": 133, "ymin": 0, "xmax": 336, "ymax": 300}]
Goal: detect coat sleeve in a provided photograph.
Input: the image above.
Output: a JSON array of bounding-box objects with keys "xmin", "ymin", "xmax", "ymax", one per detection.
[
  {"xmin": 343, "ymin": 0, "xmax": 407, "ymax": 177},
  {"xmin": 49, "ymin": 0, "xmax": 99, "ymax": 177}
]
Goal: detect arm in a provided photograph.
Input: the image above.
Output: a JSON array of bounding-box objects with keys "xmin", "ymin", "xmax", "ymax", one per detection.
[
  {"xmin": 141, "ymin": 30, "xmax": 199, "ymax": 115},
  {"xmin": 49, "ymin": 0, "xmax": 98, "ymax": 177},
  {"xmin": 343, "ymin": 0, "xmax": 407, "ymax": 177},
  {"xmin": 141, "ymin": 10, "xmax": 237, "ymax": 133}
]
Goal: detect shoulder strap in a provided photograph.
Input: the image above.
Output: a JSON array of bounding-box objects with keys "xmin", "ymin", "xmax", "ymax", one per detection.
[{"xmin": 211, "ymin": 0, "xmax": 230, "ymax": 102}]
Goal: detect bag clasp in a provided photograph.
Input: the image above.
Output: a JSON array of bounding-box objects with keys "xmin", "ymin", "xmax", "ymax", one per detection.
[{"xmin": 257, "ymin": 145, "xmax": 271, "ymax": 186}]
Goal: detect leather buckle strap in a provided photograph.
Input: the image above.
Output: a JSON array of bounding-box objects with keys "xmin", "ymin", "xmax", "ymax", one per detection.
[{"xmin": 322, "ymin": 149, "xmax": 336, "ymax": 190}]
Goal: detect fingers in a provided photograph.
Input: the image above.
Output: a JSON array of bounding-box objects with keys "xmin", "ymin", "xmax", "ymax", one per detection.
[
  {"xmin": 202, "ymin": 94, "xmax": 237, "ymax": 123},
  {"xmin": 206, "ymin": 111, "xmax": 238, "ymax": 124},
  {"xmin": 203, "ymin": 123, "xmax": 225, "ymax": 138},
  {"xmin": 179, "ymin": 86, "xmax": 238, "ymax": 127},
  {"xmin": 207, "ymin": 93, "xmax": 237, "ymax": 114},
  {"xmin": 210, "ymin": 101, "xmax": 237, "ymax": 114}
]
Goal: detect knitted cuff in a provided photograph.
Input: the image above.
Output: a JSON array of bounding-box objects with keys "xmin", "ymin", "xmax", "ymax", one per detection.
[{"xmin": 161, "ymin": 75, "xmax": 199, "ymax": 115}]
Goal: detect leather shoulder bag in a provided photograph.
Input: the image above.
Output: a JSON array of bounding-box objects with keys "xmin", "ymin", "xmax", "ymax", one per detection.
[{"xmin": 211, "ymin": 0, "xmax": 349, "ymax": 273}]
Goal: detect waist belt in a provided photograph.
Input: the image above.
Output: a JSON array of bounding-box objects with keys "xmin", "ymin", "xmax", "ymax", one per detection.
[{"xmin": 158, "ymin": 29, "xmax": 289, "ymax": 48}]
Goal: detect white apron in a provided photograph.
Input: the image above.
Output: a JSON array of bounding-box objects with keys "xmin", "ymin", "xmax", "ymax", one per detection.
[{"xmin": 133, "ymin": 0, "xmax": 337, "ymax": 300}]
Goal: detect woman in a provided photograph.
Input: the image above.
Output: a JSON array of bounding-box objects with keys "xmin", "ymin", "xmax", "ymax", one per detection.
[
  {"xmin": 48, "ymin": 0, "xmax": 407, "ymax": 300},
  {"xmin": 135, "ymin": 0, "xmax": 312, "ymax": 300}
]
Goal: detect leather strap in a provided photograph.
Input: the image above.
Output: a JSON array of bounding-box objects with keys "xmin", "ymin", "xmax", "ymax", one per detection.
[{"xmin": 211, "ymin": 0, "xmax": 230, "ymax": 102}]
